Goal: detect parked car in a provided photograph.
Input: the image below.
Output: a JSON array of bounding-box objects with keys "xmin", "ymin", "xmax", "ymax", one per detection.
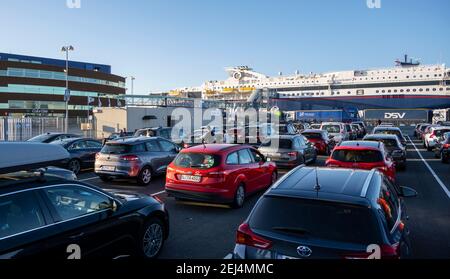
[
  {"xmin": 258, "ymin": 135, "xmax": 317, "ymax": 168},
  {"xmin": 165, "ymin": 144, "xmax": 277, "ymax": 208},
  {"xmin": 27, "ymin": 133, "xmax": 80, "ymax": 143},
  {"xmin": 51, "ymin": 138, "xmax": 103, "ymax": 175},
  {"xmin": 421, "ymin": 125, "xmax": 439, "ymax": 143},
  {"xmin": 105, "ymin": 132, "xmax": 135, "ymax": 142},
  {"xmin": 326, "ymin": 141, "xmax": 396, "ymax": 182},
  {"xmin": 433, "ymin": 132, "xmax": 450, "ymax": 163},
  {"xmin": 372, "ymin": 126, "xmax": 408, "ymax": 148},
  {"xmin": 292, "ymin": 122, "xmax": 310, "ymax": 133},
  {"xmin": 379, "ymin": 122, "xmax": 395, "ymax": 127},
  {"xmin": 320, "ymin": 122, "xmax": 349, "ymax": 144},
  {"xmin": 301, "ymin": 129, "xmax": 333, "ymax": 155},
  {"xmin": 352, "ymin": 121, "xmax": 368, "ymax": 136},
  {"xmin": 95, "ymin": 137, "xmax": 180, "ymax": 185},
  {"xmin": 0, "ymin": 173, "xmax": 169, "ymax": 259},
  {"xmin": 309, "ymin": 124, "xmax": 321, "ymax": 130},
  {"xmin": 274, "ymin": 123, "xmax": 297, "ymax": 135},
  {"xmin": 423, "ymin": 126, "xmax": 450, "ymax": 151},
  {"xmin": 233, "ymin": 166, "xmax": 416, "ymax": 259},
  {"xmin": 351, "ymin": 124, "xmax": 363, "ymax": 139},
  {"xmin": 417, "ymin": 124, "xmax": 432, "ymax": 140},
  {"xmin": 363, "ymin": 134, "xmax": 407, "ymax": 170},
  {"xmin": 414, "ymin": 123, "xmax": 429, "ymax": 138}
]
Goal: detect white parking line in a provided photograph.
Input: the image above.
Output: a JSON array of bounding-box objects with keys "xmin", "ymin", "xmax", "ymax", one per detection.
[
  {"xmin": 408, "ymin": 136, "xmax": 450, "ymax": 199},
  {"xmin": 80, "ymin": 176, "xmax": 99, "ymax": 182},
  {"xmin": 151, "ymin": 190, "xmax": 166, "ymax": 196}
]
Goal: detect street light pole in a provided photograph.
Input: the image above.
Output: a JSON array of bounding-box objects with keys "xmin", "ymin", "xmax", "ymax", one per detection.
[
  {"xmin": 61, "ymin": 45, "xmax": 74, "ymax": 133},
  {"xmin": 130, "ymin": 76, "xmax": 135, "ymax": 106}
]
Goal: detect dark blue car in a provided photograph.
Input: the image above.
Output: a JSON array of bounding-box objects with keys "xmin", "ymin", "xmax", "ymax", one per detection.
[{"xmin": 234, "ymin": 166, "xmax": 417, "ymax": 259}]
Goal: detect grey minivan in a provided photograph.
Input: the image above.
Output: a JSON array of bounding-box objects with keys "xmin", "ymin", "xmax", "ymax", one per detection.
[{"xmin": 95, "ymin": 137, "xmax": 180, "ymax": 185}]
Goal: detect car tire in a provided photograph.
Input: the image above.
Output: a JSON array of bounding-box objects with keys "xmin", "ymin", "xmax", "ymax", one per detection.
[
  {"xmin": 137, "ymin": 167, "xmax": 153, "ymax": 185},
  {"xmin": 99, "ymin": 175, "xmax": 113, "ymax": 182},
  {"xmin": 137, "ymin": 217, "xmax": 165, "ymax": 259},
  {"xmin": 427, "ymin": 145, "xmax": 432, "ymax": 152},
  {"xmin": 67, "ymin": 159, "xmax": 81, "ymax": 175},
  {"xmin": 232, "ymin": 184, "xmax": 245, "ymax": 209}
]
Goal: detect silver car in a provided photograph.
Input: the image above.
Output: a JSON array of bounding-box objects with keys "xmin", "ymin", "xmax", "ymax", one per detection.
[{"xmin": 95, "ymin": 137, "xmax": 180, "ymax": 185}]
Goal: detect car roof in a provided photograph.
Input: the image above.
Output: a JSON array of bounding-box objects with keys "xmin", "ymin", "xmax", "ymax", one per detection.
[
  {"xmin": 184, "ymin": 144, "xmax": 243, "ymax": 153},
  {"xmin": 336, "ymin": 141, "xmax": 383, "ymax": 150},
  {"xmin": 431, "ymin": 126, "xmax": 450, "ymax": 130},
  {"xmin": 107, "ymin": 136, "xmax": 162, "ymax": 145},
  {"xmin": 302, "ymin": 129, "xmax": 325, "ymax": 134},
  {"xmin": 373, "ymin": 126, "xmax": 401, "ymax": 131},
  {"xmin": 268, "ymin": 167, "xmax": 379, "ymax": 206}
]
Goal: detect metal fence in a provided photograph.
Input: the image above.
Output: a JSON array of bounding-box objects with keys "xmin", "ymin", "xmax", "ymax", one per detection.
[{"xmin": 0, "ymin": 117, "xmax": 92, "ymax": 141}]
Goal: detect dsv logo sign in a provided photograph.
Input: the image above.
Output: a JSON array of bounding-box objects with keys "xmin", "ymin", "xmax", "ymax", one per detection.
[{"xmin": 385, "ymin": 113, "xmax": 406, "ymax": 119}]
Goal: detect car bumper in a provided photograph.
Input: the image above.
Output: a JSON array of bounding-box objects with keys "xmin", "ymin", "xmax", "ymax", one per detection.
[
  {"xmin": 95, "ymin": 165, "xmax": 140, "ymax": 178},
  {"xmin": 270, "ymin": 159, "xmax": 301, "ymax": 168},
  {"xmin": 165, "ymin": 183, "xmax": 234, "ymax": 203}
]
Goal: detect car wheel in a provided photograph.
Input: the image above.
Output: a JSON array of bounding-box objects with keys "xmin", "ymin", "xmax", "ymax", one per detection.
[
  {"xmin": 271, "ymin": 171, "xmax": 278, "ymax": 185},
  {"xmin": 232, "ymin": 184, "xmax": 245, "ymax": 209},
  {"xmin": 138, "ymin": 217, "xmax": 165, "ymax": 259},
  {"xmin": 427, "ymin": 145, "xmax": 432, "ymax": 152},
  {"xmin": 68, "ymin": 159, "xmax": 81, "ymax": 175},
  {"xmin": 99, "ymin": 175, "xmax": 113, "ymax": 182},
  {"xmin": 137, "ymin": 167, "xmax": 153, "ymax": 185}
]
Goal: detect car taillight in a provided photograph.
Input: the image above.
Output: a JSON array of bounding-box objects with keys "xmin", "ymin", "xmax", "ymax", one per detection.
[
  {"xmin": 444, "ymin": 144, "xmax": 450, "ymax": 149},
  {"xmin": 120, "ymin": 155, "xmax": 139, "ymax": 161},
  {"xmin": 430, "ymin": 132, "xmax": 436, "ymax": 139},
  {"xmin": 183, "ymin": 143, "xmax": 190, "ymax": 149},
  {"xmin": 342, "ymin": 243, "xmax": 400, "ymax": 259},
  {"xmin": 287, "ymin": 151, "xmax": 298, "ymax": 158},
  {"xmin": 95, "ymin": 153, "xmax": 101, "ymax": 160},
  {"xmin": 151, "ymin": 194, "xmax": 164, "ymax": 204},
  {"xmin": 378, "ymin": 166, "xmax": 388, "ymax": 172},
  {"xmin": 236, "ymin": 223, "xmax": 272, "ymax": 249}
]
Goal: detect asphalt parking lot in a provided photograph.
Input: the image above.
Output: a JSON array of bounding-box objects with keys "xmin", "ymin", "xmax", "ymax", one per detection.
[{"xmin": 77, "ymin": 128, "xmax": 450, "ymax": 259}]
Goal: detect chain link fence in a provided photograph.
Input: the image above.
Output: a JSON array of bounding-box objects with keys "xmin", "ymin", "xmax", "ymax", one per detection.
[{"xmin": 0, "ymin": 117, "xmax": 93, "ymax": 141}]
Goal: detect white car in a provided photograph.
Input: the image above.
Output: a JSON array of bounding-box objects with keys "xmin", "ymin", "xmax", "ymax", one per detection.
[
  {"xmin": 424, "ymin": 126, "xmax": 450, "ymax": 151},
  {"xmin": 320, "ymin": 122, "xmax": 349, "ymax": 144}
]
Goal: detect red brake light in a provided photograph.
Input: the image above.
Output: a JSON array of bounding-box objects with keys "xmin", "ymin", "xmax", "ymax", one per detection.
[
  {"xmin": 120, "ymin": 155, "xmax": 139, "ymax": 161},
  {"xmin": 342, "ymin": 243, "xmax": 400, "ymax": 259},
  {"xmin": 288, "ymin": 151, "xmax": 298, "ymax": 157},
  {"xmin": 95, "ymin": 153, "xmax": 100, "ymax": 160},
  {"xmin": 236, "ymin": 223, "xmax": 272, "ymax": 250},
  {"xmin": 444, "ymin": 144, "xmax": 450, "ymax": 149}
]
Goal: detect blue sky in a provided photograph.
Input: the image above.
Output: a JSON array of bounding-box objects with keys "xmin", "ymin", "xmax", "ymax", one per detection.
[{"xmin": 1, "ymin": 0, "xmax": 449, "ymax": 93}]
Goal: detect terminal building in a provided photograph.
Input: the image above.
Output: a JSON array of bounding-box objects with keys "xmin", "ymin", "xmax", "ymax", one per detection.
[{"xmin": 0, "ymin": 53, "xmax": 126, "ymax": 117}]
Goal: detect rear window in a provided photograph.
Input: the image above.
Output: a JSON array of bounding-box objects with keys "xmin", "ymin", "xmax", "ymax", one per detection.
[
  {"xmin": 173, "ymin": 153, "xmax": 220, "ymax": 169},
  {"xmin": 302, "ymin": 133, "xmax": 322, "ymax": 140},
  {"xmin": 435, "ymin": 129, "xmax": 450, "ymax": 137},
  {"xmin": 332, "ymin": 149, "xmax": 383, "ymax": 163},
  {"xmin": 101, "ymin": 144, "xmax": 144, "ymax": 154},
  {"xmin": 366, "ymin": 138, "xmax": 398, "ymax": 148},
  {"xmin": 261, "ymin": 139, "xmax": 293, "ymax": 149},
  {"xmin": 322, "ymin": 125, "xmax": 341, "ymax": 134},
  {"xmin": 249, "ymin": 197, "xmax": 380, "ymax": 244},
  {"xmin": 374, "ymin": 129, "xmax": 402, "ymax": 139}
]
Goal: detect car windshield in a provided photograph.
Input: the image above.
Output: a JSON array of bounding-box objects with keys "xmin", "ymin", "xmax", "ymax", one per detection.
[
  {"xmin": 173, "ymin": 153, "xmax": 220, "ymax": 169},
  {"xmin": 322, "ymin": 125, "xmax": 340, "ymax": 134},
  {"xmin": 332, "ymin": 149, "xmax": 383, "ymax": 163},
  {"xmin": 101, "ymin": 144, "xmax": 135, "ymax": 154},
  {"xmin": 27, "ymin": 134, "xmax": 54, "ymax": 142},
  {"xmin": 302, "ymin": 133, "xmax": 322, "ymax": 140},
  {"xmin": 261, "ymin": 139, "xmax": 293, "ymax": 149},
  {"xmin": 249, "ymin": 197, "xmax": 380, "ymax": 244}
]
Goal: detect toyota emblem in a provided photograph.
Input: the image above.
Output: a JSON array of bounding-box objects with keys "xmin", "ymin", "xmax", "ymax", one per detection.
[{"xmin": 296, "ymin": 246, "xmax": 312, "ymax": 258}]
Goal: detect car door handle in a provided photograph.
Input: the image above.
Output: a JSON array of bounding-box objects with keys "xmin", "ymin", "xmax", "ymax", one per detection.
[{"xmin": 69, "ymin": 232, "xmax": 85, "ymax": 239}]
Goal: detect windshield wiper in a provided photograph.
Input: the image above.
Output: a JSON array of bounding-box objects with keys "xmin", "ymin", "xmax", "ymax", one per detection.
[{"xmin": 272, "ymin": 227, "xmax": 310, "ymax": 236}]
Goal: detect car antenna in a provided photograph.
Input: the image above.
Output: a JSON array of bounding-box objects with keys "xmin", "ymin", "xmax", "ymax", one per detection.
[{"xmin": 314, "ymin": 168, "xmax": 321, "ymax": 197}]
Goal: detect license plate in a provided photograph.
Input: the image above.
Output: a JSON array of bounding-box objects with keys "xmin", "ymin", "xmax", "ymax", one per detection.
[
  {"xmin": 179, "ymin": 175, "xmax": 201, "ymax": 182},
  {"xmin": 102, "ymin": 166, "xmax": 115, "ymax": 171}
]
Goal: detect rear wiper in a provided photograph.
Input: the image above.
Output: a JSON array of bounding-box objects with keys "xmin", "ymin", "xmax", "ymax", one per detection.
[{"xmin": 272, "ymin": 227, "xmax": 310, "ymax": 236}]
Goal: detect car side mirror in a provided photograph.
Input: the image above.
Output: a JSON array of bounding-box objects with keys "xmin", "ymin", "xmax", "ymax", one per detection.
[{"xmin": 400, "ymin": 186, "xmax": 418, "ymax": 198}]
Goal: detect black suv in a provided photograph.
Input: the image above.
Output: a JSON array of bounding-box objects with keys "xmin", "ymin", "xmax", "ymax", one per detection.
[
  {"xmin": 0, "ymin": 172, "xmax": 169, "ymax": 259},
  {"xmin": 234, "ymin": 166, "xmax": 417, "ymax": 259},
  {"xmin": 364, "ymin": 134, "xmax": 407, "ymax": 170}
]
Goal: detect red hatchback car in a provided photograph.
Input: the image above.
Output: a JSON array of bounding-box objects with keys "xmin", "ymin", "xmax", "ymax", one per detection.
[
  {"xmin": 301, "ymin": 129, "xmax": 333, "ymax": 155},
  {"xmin": 325, "ymin": 141, "xmax": 396, "ymax": 182},
  {"xmin": 165, "ymin": 144, "xmax": 278, "ymax": 208}
]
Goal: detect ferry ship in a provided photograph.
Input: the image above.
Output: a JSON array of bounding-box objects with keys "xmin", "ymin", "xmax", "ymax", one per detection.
[{"xmin": 171, "ymin": 56, "xmax": 450, "ymax": 111}]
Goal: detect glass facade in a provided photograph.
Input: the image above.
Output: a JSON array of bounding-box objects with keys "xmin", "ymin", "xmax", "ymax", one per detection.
[
  {"xmin": 0, "ymin": 84, "xmax": 118, "ymax": 98},
  {"xmin": 7, "ymin": 100, "xmax": 92, "ymax": 111},
  {"xmin": 0, "ymin": 67, "xmax": 125, "ymax": 88}
]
